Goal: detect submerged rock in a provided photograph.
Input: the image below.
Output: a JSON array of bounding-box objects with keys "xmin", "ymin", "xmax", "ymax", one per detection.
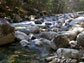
[{"xmin": 0, "ymin": 18, "xmax": 15, "ymax": 45}]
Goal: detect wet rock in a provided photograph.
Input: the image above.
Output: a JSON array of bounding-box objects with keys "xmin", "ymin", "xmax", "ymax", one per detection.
[
  {"xmin": 57, "ymin": 48, "xmax": 83, "ymax": 60},
  {"xmin": 0, "ymin": 18, "xmax": 15, "ymax": 45},
  {"xmin": 69, "ymin": 16, "xmax": 84, "ymax": 26},
  {"xmin": 50, "ymin": 34, "xmax": 69, "ymax": 50},
  {"xmin": 28, "ymin": 34, "xmax": 36, "ymax": 40},
  {"xmin": 62, "ymin": 31, "xmax": 78, "ymax": 40},
  {"xmin": 48, "ymin": 57, "xmax": 77, "ymax": 63},
  {"xmin": 69, "ymin": 40, "xmax": 77, "ymax": 48},
  {"xmin": 45, "ymin": 22, "xmax": 52, "ymax": 25},
  {"xmin": 27, "ymin": 25, "xmax": 40, "ymax": 34},
  {"xmin": 76, "ymin": 32, "xmax": 84, "ymax": 47},
  {"xmin": 40, "ymin": 38, "xmax": 51, "ymax": 45},
  {"xmin": 49, "ymin": 58, "xmax": 60, "ymax": 63},
  {"xmin": 45, "ymin": 56, "xmax": 57, "ymax": 62},
  {"xmin": 20, "ymin": 40, "xmax": 30, "ymax": 47},
  {"xmin": 40, "ymin": 29, "xmax": 46, "ymax": 32},
  {"xmin": 29, "ymin": 15, "xmax": 35, "ymax": 21},
  {"xmin": 32, "ymin": 39, "xmax": 43, "ymax": 46},
  {"xmin": 51, "ymin": 28, "xmax": 58, "ymax": 32},
  {"xmin": 34, "ymin": 20, "xmax": 42, "ymax": 24},
  {"xmin": 13, "ymin": 14, "xmax": 23, "ymax": 23},
  {"xmin": 70, "ymin": 59, "xmax": 77, "ymax": 63},
  {"xmin": 16, "ymin": 28, "xmax": 30, "ymax": 35},
  {"xmin": 15, "ymin": 31, "xmax": 28, "ymax": 40},
  {"xmin": 40, "ymin": 32, "xmax": 57, "ymax": 40}
]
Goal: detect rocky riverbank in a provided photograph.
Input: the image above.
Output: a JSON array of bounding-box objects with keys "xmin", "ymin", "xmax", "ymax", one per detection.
[{"xmin": 0, "ymin": 11, "xmax": 84, "ymax": 63}]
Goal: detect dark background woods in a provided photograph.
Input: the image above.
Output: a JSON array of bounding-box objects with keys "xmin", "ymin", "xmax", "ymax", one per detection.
[{"xmin": 0, "ymin": 0, "xmax": 84, "ymax": 18}]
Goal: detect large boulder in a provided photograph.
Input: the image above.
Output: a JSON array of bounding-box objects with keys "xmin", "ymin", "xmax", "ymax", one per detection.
[
  {"xmin": 76, "ymin": 32, "xmax": 84, "ymax": 47},
  {"xmin": 50, "ymin": 34, "xmax": 69, "ymax": 50},
  {"xmin": 57, "ymin": 48, "xmax": 83, "ymax": 60},
  {"xmin": 0, "ymin": 18, "xmax": 15, "ymax": 45}
]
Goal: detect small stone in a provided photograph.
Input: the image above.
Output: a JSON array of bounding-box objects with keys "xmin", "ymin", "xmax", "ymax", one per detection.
[
  {"xmin": 41, "ymin": 29, "xmax": 46, "ymax": 32},
  {"xmin": 69, "ymin": 40, "xmax": 77, "ymax": 48},
  {"xmin": 33, "ymin": 39, "xmax": 43, "ymax": 46},
  {"xmin": 28, "ymin": 34, "xmax": 36, "ymax": 40}
]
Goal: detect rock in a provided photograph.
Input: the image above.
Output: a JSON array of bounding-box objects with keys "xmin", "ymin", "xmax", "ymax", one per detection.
[
  {"xmin": 62, "ymin": 31, "xmax": 78, "ymax": 40},
  {"xmin": 45, "ymin": 56, "xmax": 57, "ymax": 62},
  {"xmin": 69, "ymin": 40, "xmax": 77, "ymax": 48},
  {"xmin": 16, "ymin": 27, "xmax": 30, "ymax": 35},
  {"xmin": 76, "ymin": 32, "xmax": 84, "ymax": 47},
  {"xmin": 29, "ymin": 15, "xmax": 35, "ymax": 21},
  {"xmin": 26, "ymin": 25, "xmax": 40, "ymax": 34},
  {"xmin": 34, "ymin": 20, "xmax": 42, "ymax": 24},
  {"xmin": 49, "ymin": 58, "xmax": 60, "ymax": 63},
  {"xmin": 60, "ymin": 26, "xmax": 84, "ymax": 41},
  {"xmin": 15, "ymin": 31, "xmax": 28, "ymax": 40},
  {"xmin": 69, "ymin": 17, "xmax": 84, "ymax": 26},
  {"xmin": 70, "ymin": 59, "xmax": 77, "ymax": 63},
  {"xmin": 79, "ymin": 62, "xmax": 84, "ymax": 63},
  {"xmin": 45, "ymin": 22, "xmax": 52, "ymax": 25},
  {"xmin": 32, "ymin": 39, "xmax": 43, "ymax": 46},
  {"xmin": 28, "ymin": 34, "xmax": 36, "ymax": 40},
  {"xmin": 50, "ymin": 34, "xmax": 69, "ymax": 50},
  {"xmin": 40, "ymin": 32, "xmax": 57, "ymax": 40},
  {"xmin": 57, "ymin": 48, "xmax": 83, "ymax": 60},
  {"xmin": 0, "ymin": 18, "xmax": 15, "ymax": 45},
  {"xmin": 20, "ymin": 40, "xmax": 30, "ymax": 47},
  {"xmin": 40, "ymin": 38, "xmax": 51, "ymax": 45},
  {"xmin": 51, "ymin": 28, "xmax": 58, "ymax": 32},
  {"xmin": 40, "ymin": 29, "xmax": 46, "ymax": 32},
  {"xmin": 13, "ymin": 14, "xmax": 23, "ymax": 23}
]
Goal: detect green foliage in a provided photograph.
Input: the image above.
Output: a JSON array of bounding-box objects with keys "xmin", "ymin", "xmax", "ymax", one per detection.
[{"xmin": 73, "ymin": 0, "xmax": 84, "ymax": 11}]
